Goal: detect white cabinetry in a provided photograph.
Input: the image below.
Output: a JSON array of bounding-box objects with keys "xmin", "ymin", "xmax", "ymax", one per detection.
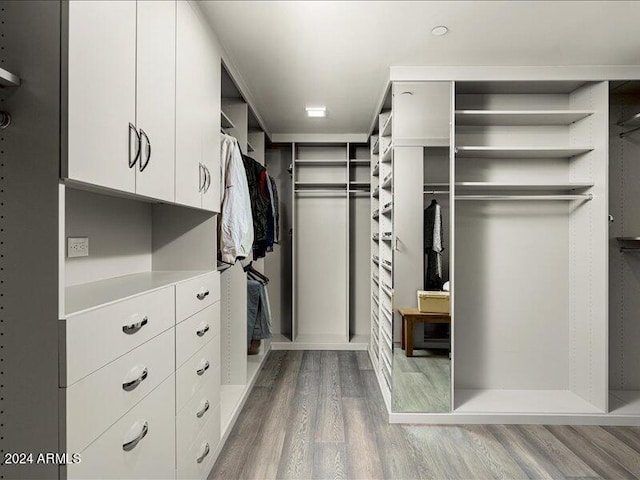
[
  {"xmin": 66, "ymin": 0, "xmax": 137, "ymax": 193},
  {"xmin": 176, "ymin": 1, "xmax": 220, "ymax": 212}
]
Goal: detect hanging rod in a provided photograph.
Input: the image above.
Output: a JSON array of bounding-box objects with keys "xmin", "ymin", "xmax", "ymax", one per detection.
[
  {"xmin": 424, "ymin": 191, "xmax": 450, "ymax": 195},
  {"xmin": 455, "ymin": 194, "xmax": 593, "ymax": 201},
  {"xmin": 294, "ymin": 189, "xmax": 347, "ymax": 195}
]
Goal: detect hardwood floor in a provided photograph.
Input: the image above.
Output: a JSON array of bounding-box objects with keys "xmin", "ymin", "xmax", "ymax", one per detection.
[{"xmin": 209, "ymin": 351, "xmax": 640, "ymax": 480}]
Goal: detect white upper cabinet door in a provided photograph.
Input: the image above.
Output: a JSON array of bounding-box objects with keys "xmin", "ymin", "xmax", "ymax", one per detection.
[
  {"xmin": 135, "ymin": 1, "xmax": 176, "ymax": 202},
  {"xmin": 66, "ymin": 0, "xmax": 137, "ymax": 193},
  {"xmin": 201, "ymin": 31, "xmax": 221, "ymax": 213},
  {"xmin": 175, "ymin": 2, "xmax": 206, "ymax": 209}
]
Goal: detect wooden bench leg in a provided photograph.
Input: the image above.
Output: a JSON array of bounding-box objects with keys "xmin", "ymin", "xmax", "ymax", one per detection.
[
  {"xmin": 406, "ymin": 318, "xmax": 414, "ymax": 357},
  {"xmin": 401, "ymin": 315, "xmax": 405, "ymax": 350}
]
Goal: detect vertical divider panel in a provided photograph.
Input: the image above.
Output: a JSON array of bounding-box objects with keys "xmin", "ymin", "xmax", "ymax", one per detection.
[
  {"xmin": 449, "ymin": 81, "xmax": 456, "ymax": 412},
  {"xmin": 346, "ymin": 143, "xmax": 351, "ymax": 342},
  {"xmin": 569, "ymin": 81, "xmax": 609, "ymax": 411},
  {"xmin": 291, "ymin": 143, "xmax": 297, "ymax": 342}
]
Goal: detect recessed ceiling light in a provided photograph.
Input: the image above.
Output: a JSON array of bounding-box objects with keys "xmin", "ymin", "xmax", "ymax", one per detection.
[
  {"xmin": 431, "ymin": 26, "xmax": 448, "ymax": 36},
  {"xmin": 306, "ymin": 106, "xmax": 326, "ymax": 118}
]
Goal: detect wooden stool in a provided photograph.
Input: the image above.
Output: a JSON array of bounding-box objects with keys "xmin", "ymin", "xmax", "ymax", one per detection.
[{"xmin": 398, "ymin": 308, "xmax": 451, "ymax": 357}]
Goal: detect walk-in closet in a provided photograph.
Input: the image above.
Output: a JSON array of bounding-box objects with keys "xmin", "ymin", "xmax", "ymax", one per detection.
[{"xmin": 5, "ymin": 2, "xmax": 640, "ymax": 479}]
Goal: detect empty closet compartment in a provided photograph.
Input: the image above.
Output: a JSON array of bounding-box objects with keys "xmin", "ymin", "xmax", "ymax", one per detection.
[
  {"xmin": 63, "ymin": 187, "xmax": 217, "ymax": 318},
  {"xmin": 609, "ymin": 81, "xmax": 640, "ymax": 415},
  {"xmin": 453, "ymin": 81, "xmax": 608, "ymax": 414}
]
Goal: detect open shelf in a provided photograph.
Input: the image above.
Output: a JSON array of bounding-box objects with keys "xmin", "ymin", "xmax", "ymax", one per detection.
[
  {"xmin": 454, "ymin": 389, "xmax": 602, "ymax": 414},
  {"xmin": 247, "ymin": 141, "xmax": 255, "ymax": 153},
  {"xmin": 220, "ymin": 110, "xmax": 235, "ymax": 129},
  {"xmin": 295, "ymin": 182, "xmax": 346, "ymax": 189},
  {"xmin": 380, "ymin": 113, "xmax": 393, "ymax": 137},
  {"xmin": 65, "ymin": 270, "xmax": 212, "ymax": 317},
  {"xmin": 380, "ymin": 202, "xmax": 393, "ymax": 214},
  {"xmin": 372, "ymin": 187, "xmax": 379, "ymax": 198},
  {"xmin": 455, "ymin": 110, "xmax": 593, "ymax": 126},
  {"xmin": 456, "ymin": 146, "xmax": 593, "ymax": 159},
  {"xmin": 381, "ymin": 144, "xmax": 393, "ymax": 163},
  {"xmin": 294, "ymin": 159, "xmax": 347, "ymax": 166},
  {"xmin": 618, "ymin": 112, "xmax": 640, "ymax": 127},
  {"xmin": 609, "ymin": 390, "xmax": 640, "ymax": 415},
  {"xmin": 372, "ymin": 162, "xmax": 380, "ymax": 176},
  {"xmin": 349, "ymin": 159, "xmax": 371, "ymax": 166},
  {"xmin": 456, "ymin": 194, "xmax": 592, "ymax": 201},
  {"xmin": 455, "ymin": 182, "xmax": 594, "ymax": 191},
  {"xmin": 372, "ymin": 137, "xmax": 380, "ymax": 154},
  {"xmin": 349, "ymin": 181, "xmax": 370, "ymax": 189},
  {"xmin": 0, "ymin": 67, "xmax": 21, "ymax": 87},
  {"xmin": 381, "ymin": 174, "xmax": 392, "ymax": 188}
]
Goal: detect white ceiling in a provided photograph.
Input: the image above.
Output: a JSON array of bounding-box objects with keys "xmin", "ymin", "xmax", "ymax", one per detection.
[{"xmin": 199, "ymin": 1, "xmax": 640, "ymax": 136}]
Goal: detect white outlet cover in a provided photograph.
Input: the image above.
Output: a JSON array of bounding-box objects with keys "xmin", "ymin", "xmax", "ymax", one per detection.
[{"xmin": 67, "ymin": 237, "xmax": 89, "ymax": 258}]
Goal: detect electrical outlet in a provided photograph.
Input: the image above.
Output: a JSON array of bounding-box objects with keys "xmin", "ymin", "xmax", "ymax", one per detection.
[{"xmin": 67, "ymin": 237, "xmax": 89, "ymax": 258}]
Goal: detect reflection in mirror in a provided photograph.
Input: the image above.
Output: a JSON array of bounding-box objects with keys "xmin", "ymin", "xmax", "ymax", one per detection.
[{"xmin": 392, "ymin": 145, "xmax": 451, "ymax": 413}]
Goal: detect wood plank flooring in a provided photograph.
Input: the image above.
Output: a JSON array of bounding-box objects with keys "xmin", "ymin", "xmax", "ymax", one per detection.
[{"xmin": 209, "ymin": 351, "xmax": 640, "ymax": 480}]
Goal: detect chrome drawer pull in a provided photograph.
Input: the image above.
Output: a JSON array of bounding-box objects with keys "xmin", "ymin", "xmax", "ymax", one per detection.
[
  {"xmin": 196, "ymin": 361, "xmax": 210, "ymax": 376},
  {"xmin": 122, "ymin": 421, "xmax": 148, "ymax": 451},
  {"xmin": 196, "ymin": 400, "xmax": 210, "ymax": 418},
  {"xmin": 122, "ymin": 316, "xmax": 148, "ymax": 334},
  {"xmin": 196, "ymin": 290, "xmax": 210, "ymax": 300},
  {"xmin": 196, "ymin": 442, "xmax": 210, "ymax": 464},
  {"xmin": 122, "ymin": 368, "xmax": 148, "ymax": 391},
  {"xmin": 196, "ymin": 324, "xmax": 210, "ymax": 337}
]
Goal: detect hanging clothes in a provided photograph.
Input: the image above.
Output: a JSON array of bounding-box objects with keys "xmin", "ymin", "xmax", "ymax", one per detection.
[
  {"xmin": 268, "ymin": 175, "xmax": 279, "ymax": 244},
  {"xmin": 219, "ymin": 134, "xmax": 254, "ymax": 264},
  {"xmin": 246, "ymin": 278, "xmax": 272, "ymax": 348},
  {"xmin": 242, "ymin": 154, "xmax": 270, "ymax": 246},
  {"xmin": 424, "ymin": 199, "xmax": 444, "ymax": 290}
]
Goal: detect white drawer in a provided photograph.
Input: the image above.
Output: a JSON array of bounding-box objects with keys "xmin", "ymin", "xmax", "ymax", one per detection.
[
  {"xmin": 176, "ymin": 365, "xmax": 220, "ymax": 463},
  {"xmin": 177, "ymin": 403, "xmax": 221, "ymax": 480},
  {"xmin": 176, "ymin": 334, "xmax": 220, "ymax": 411},
  {"xmin": 176, "ymin": 302, "xmax": 220, "ymax": 368},
  {"xmin": 64, "ymin": 286, "xmax": 175, "ymax": 386},
  {"xmin": 67, "ymin": 375, "xmax": 175, "ymax": 480},
  {"xmin": 176, "ymin": 272, "xmax": 220, "ymax": 323},
  {"xmin": 65, "ymin": 328, "xmax": 175, "ymax": 453}
]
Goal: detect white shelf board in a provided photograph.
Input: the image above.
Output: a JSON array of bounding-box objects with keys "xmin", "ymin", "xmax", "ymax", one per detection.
[
  {"xmin": 349, "ymin": 159, "xmax": 371, "ymax": 166},
  {"xmin": 454, "ymin": 389, "xmax": 602, "ymax": 414},
  {"xmin": 380, "ymin": 202, "xmax": 393, "ymax": 214},
  {"xmin": 381, "ymin": 175, "xmax": 392, "ymax": 188},
  {"xmin": 609, "ymin": 390, "xmax": 640, "ymax": 415},
  {"xmin": 247, "ymin": 141, "xmax": 255, "ymax": 153},
  {"xmin": 372, "ymin": 138, "xmax": 380, "ymax": 154},
  {"xmin": 220, "ymin": 110, "xmax": 235, "ymax": 129},
  {"xmin": 294, "ymin": 160, "xmax": 347, "ymax": 166},
  {"xmin": 381, "ymin": 144, "xmax": 393, "ymax": 163},
  {"xmin": 295, "ymin": 182, "xmax": 347, "ymax": 189},
  {"xmin": 380, "ymin": 113, "xmax": 393, "ymax": 137},
  {"xmin": 618, "ymin": 112, "xmax": 640, "ymax": 127},
  {"xmin": 455, "ymin": 110, "xmax": 593, "ymax": 126},
  {"xmin": 456, "ymin": 146, "xmax": 593, "ymax": 159},
  {"xmin": 0, "ymin": 67, "xmax": 20, "ymax": 87},
  {"xmin": 455, "ymin": 182, "xmax": 593, "ymax": 191},
  {"xmin": 65, "ymin": 270, "xmax": 212, "ymax": 317},
  {"xmin": 271, "ymin": 333, "xmax": 368, "ymax": 350}
]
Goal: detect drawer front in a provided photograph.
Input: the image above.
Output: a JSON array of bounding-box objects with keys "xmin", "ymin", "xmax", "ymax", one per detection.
[
  {"xmin": 177, "ymin": 403, "xmax": 221, "ymax": 480},
  {"xmin": 176, "ymin": 272, "xmax": 220, "ymax": 323},
  {"xmin": 65, "ymin": 329, "xmax": 175, "ymax": 453},
  {"xmin": 176, "ymin": 302, "xmax": 220, "ymax": 368},
  {"xmin": 65, "ymin": 286, "xmax": 175, "ymax": 386},
  {"xmin": 176, "ymin": 365, "xmax": 220, "ymax": 464},
  {"xmin": 67, "ymin": 375, "xmax": 175, "ymax": 480},
  {"xmin": 176, "ymin": 334, "xmax": 220, "ymax": 411}
]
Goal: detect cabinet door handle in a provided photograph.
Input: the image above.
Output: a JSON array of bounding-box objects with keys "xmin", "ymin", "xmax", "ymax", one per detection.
[
  {"xmin": 203, "ymin": 165, "xmax": 211, "ymax": 193},
  {"xmin": 139, "ymin": 128, "xmax": 151, "ymax": 172},
  {"xmin": 196, "ymin": 290, "xmax": 210, "ymax": 300},
  {"xmin": 122, "ymin": 367, "xmax": 149, "ymax": 391},
  {"xmin": 122, "ymin": 421, "xmax": 148, "ymax": 451},
  {"xmin": 128, "ymin": 123, "xmax": 141, "ymax": 168},
  {"xmin": 196, "ymin": 400, "xmax": 210, "ymax": 418},
  {"xmin": 198, "ymin": 163, "xmax": 205, "ymax": 192},
  {"xmin": 122, "ymin": 316, "xmax": 148, "ymax": 334},
  {"xmin": 196, "ymin": 442, "xmax": 210, "ymax": 464},
  {"xmin": 196, "ymin": 323, "xmax": 210, "ymax": 337},
  {"xmin": 196, "ymin": 360, "xmax": 210, "ymax": 376}
]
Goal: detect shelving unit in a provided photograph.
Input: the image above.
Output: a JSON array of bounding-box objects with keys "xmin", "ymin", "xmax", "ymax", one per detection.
[
  {"xmin": 454, "ymin": 80, "xmax": 608, "ymax": 415},
  {"xmin": 220, "ymin": 110, "xmax": 235, "ymax": 129}
]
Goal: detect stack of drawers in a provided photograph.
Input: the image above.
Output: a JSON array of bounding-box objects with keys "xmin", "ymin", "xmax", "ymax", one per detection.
[{"xmin": 61, "ymin": 272, "xmax": 221, "ymax": 479}]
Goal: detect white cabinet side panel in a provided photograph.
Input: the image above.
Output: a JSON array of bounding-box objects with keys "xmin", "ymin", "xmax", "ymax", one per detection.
[
  {"xmin": 350, "ymin": 196, "xmax": 371, "ymax": 337},
  {"xmin": 66, "ymin": 0, "xmax": 136, "ymax": 193},
  {"xmin": 221, "ymin": 263, "xmax": 247, "ymax": 385},
  {"xmin": 295, "ymin": 196, "xmax": 347, "ymax": 336}
]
